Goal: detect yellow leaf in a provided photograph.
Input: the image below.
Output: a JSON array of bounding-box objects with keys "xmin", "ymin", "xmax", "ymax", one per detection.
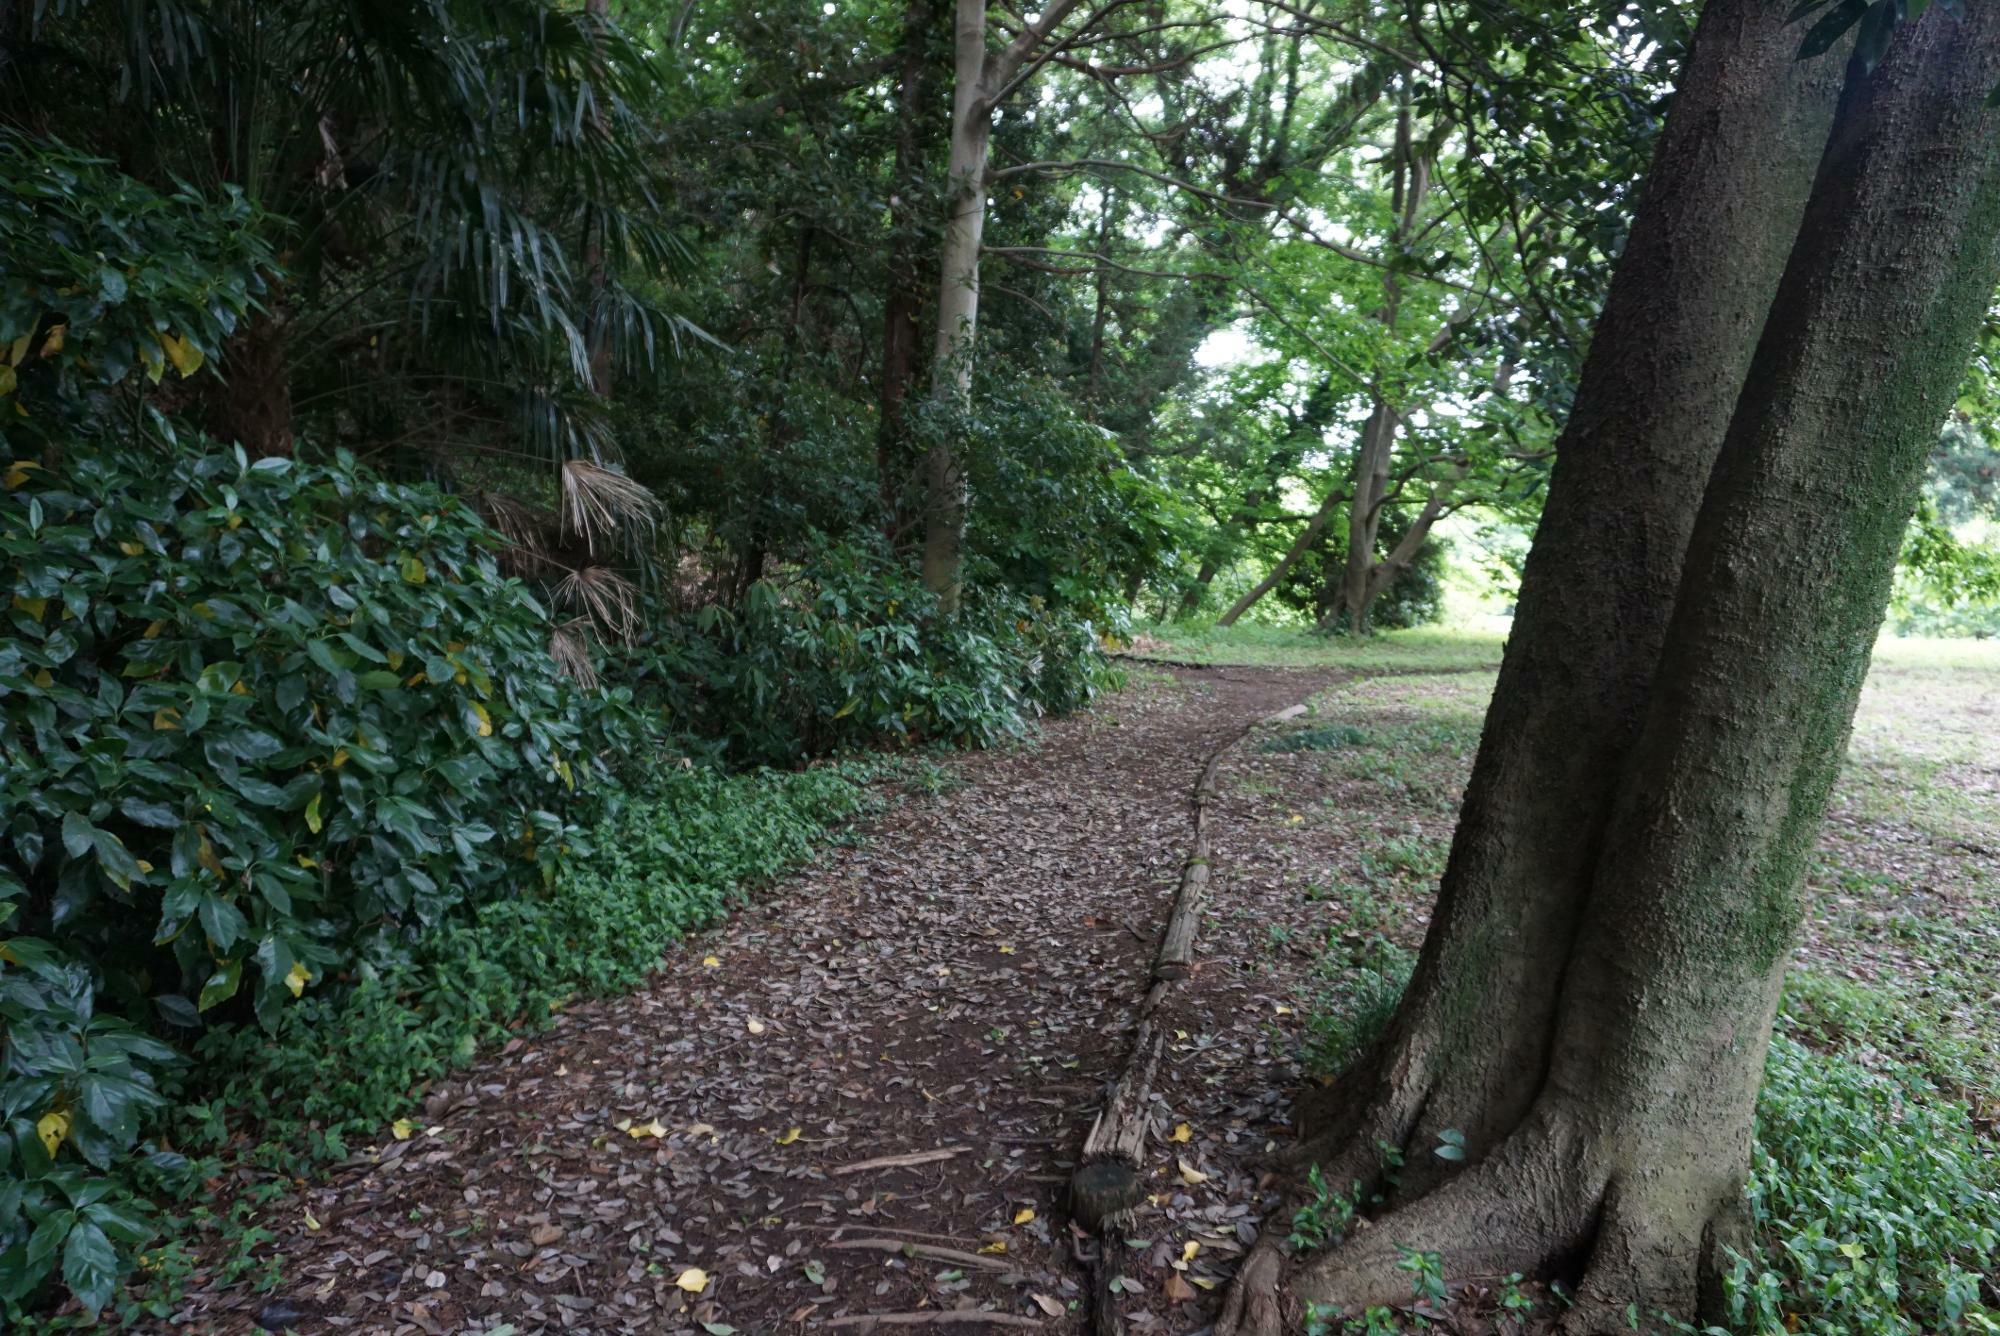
[
  {"xmin": 776, "ymin": 1127, "xmax": 801, "ymax": 1146},
  {"xmin": 1169, "ymin": 1122, "xmax": 1192, "ymax": 1143},
  {"xmin": 304, "ymin": 1205, "xmax": 322, "ymax": 1232},
  {"xmin": 1839, "ymin": 1241, "xmax": 1865, "ymax": 1260},
  {"xmin": 746, "ymin": 1018, "xmax": 766, "ymax": 1035},
  {"xmin": 226, "ymin": 513, "xmax": 242, "ymax": 530},
  {"xmin": 1176, "ymin": 1157, "xmax": 1208, "ymax": 1186},
  {"xmin": 392, "ymin": 1118, "xmax": 415, "ymax": 1141},
  {"xmin": 0, "ymin": 365, "xmax": 15, "ymax": 397},
  {"xmin": 400, "ymin": 555, "xmax": 427, "ymax": 585},
  {"xmin": 688, "ymin": 1122, "xmax": 717, "ymax": 1138},
  {"xmin": 977, "ymin": 1240, "xmax": 1007, "ymax": 1255},
  {"xmin": 118, "ymin": 541, "xmax": 143, "ymax": 556},
  {"xmin": 702, "ymin": 955, "xmax": 721, "ymax": 968},
  {"xmin": 1188, "ymin": 1275, "xmax": 1218, "ymax": 1291},
  {"xmin": 471, "ymin": 702, "xmax": 493, "ymax": 738},
  {"xmin": 387, "ymin": 649, "xmax": 405, "ymax": 670},
  {"xmin": 331, "ymin": 746, "xmax": 350, "ymax": 768},
  {"xmin": 195, "ymin": 829, "xmax": 225, "ymax": 878},
  {"xmin": 31, "ymin": 668, "xmax": 51, "ymax": 689},
  {"xmin": 2, "ymin": 460, "xmax": 35, "ymax": 488},
  {"xmin": 1181, "ymin": 1240, "xmax": 1199, "ymax": 1263},
  {"xmin": 143, "ymin": 619, "xmax": 165, "ymax": 638},
  {"xmin": 556, "ymin": 757, "xmax": 574, "ymax": 790},
  {"xmin": 628, "ymin": 1119, "xmax": 668, "ymax": 1139},
  {"xmin": 36, "ymin": 1109, "xmax": 69, "ymax": 1157},
  {"xmin": 39, "ymin": 324, "xmax": 63, "ymax": 356},
  {"xmin": 305, "ymin": 793, "xmax": 323, "ymax": 834},
  {"xmin": 157, "ymin": 331, "xmax": 204, "ymax": 377},
  {"xmin": 675, "ymin": 1267, "xmax": 709, "ymax": 1294},
  {"xmin": 286, "ymin": 961, "xmax": 311, "ymax": 998},
  {"xmin": 997, "ymin": 944, "xmax": 1015, "ymax": 955},
  {"xmin": 153, "ymin": 708, "xmax": 181, "ymax": 731},
  {"xmin": 11, "ymin": 595, "xmax": 46, "ymax": 620},
  {"xmin": 1274, "ymin": 1004, "xmax": 1293, "ymax": 1016},
  {"xmin": 1012, "ymin": 1207, "xmax": 1035, "ymax": 1225},
  {"xmin": 135, "ymin": 859, "xmax": 153, "ymax": 874}
]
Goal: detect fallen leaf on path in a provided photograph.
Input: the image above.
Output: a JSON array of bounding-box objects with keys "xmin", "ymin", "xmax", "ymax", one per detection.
[
  {"xmin": 746, "ymin": 1018, "xmax": 767, "ymax": 1035},
  {"xmin": 391, "ymin": 1118, "xmax": 414, "ymax": 1141},
  {"xmin": 776, "ymin": 1127, "xmax": 801, "ymax": 1145},
  {"xmin": 1169, "ymin": 1122, "xmax": 1192, "ymax": 1143},
  {"xmin": 1012, "ymin": 1207, "xmax": 1035, "ymax": 1225},
  {"xmin": 1164, "ymin": 1272, "xmax": 1195, "ymax": 1302},
  {"xmin": 1031, "ymin": 1294, "xmax": 1064, "ymax": 1317},
  {"xmin": 1176, "ymin": 1157, "xmax": 1208, "ymax": 1185},
  {"xmin": 703, "ymin": 955, "xmax": 721, "ymax": 968},
  {"xmin": 676, "ymin": 1267, "xmax": 710, "ymax": 1293}
]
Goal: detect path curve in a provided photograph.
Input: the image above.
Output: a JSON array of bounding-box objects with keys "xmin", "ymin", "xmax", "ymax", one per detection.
[{"xmin": 171, "ymin": 666, "xmax": 1338, "ymax": 1335}]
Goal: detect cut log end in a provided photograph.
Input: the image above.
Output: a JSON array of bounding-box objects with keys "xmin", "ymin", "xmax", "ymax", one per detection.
[{"xmin": 1070, "ymin": 1159, "xmax": 1145, "ymax": 1232}]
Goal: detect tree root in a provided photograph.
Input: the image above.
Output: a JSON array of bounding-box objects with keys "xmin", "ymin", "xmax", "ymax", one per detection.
[
  {"xmin": 1213, "ymin": 1229, "xmax": 1287, "ymax": 1336},
  {"xmin": 1230, "ymin": 1105, "xmax": 1747, "ymax": 1334}
]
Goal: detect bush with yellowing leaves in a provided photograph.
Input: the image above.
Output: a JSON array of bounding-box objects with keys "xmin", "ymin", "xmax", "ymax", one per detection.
[{"xmin": 0, "ymin": 441, "xmax": 646, "ymax": 1315}]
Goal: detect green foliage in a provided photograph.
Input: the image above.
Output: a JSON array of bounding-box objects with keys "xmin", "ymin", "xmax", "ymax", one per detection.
[
  {"xmin": 1725, "ymin": 1036, "xmax": 2000, "ymax": 1335},
  {"xmin": 626, "ymin": 547, "xmax": 1121, "ymax": 766},
  {"xmin": 0, "ymin": 441, "xmax": 638, "ymax": 1314},
  {"xmin": 0, "ymin": 132, "xmax": 273, "ymax": 445},
  {"xmin": 182, "ymin": 762, "xmax": 869, "ymax": 1176}
]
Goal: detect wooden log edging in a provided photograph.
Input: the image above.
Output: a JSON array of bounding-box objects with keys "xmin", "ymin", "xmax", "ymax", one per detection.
[{"xmin": 1073, "ymin": 700, "xmax": 1311, "ymax": 1334}]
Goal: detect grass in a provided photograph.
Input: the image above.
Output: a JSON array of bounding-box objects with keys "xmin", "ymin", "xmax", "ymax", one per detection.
[
  {"xmin": 1128, "ymin": 620, "xmax": 1506, "ymax": 672},
  {"xmin": 1260, "ymin": 629, "xmax": 2000, "ymax": 1335}
]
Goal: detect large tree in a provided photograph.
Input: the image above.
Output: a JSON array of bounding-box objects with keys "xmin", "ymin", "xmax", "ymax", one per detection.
[{"xmin": 1221, "ymin": 1, "xmax": 2000, "ymax": 1331}]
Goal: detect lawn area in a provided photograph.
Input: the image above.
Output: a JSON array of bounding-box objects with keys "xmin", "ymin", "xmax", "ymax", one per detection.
[
  {"xmin": 1236, "ymin": 632, "xmax": 2000, "ymax": 1335},
  {"xmin": 1127, "ymin": 621, "xmax": 1506, "ymax": 673}
]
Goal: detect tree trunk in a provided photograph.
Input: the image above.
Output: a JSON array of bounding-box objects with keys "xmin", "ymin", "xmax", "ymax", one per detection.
[
  {"xmin": 1337, "ymin": 399, "xmax": 1398, "ymax": 635},
  {"xmin": 1272, "ymin": 0, "xmax": 1851, "ymax": 1206},
  {"xmin": 920, "ymin": 0, "xmax": 992, "ymax": 612},
  {"xmin": 1266, "ymin": 4, "xmax": 2000, "ymax": 1331},
  {"xmin": 876, "ymin": 0, "xmax": 939, "ymax": 540},
  {"xmin": 1213, "ymin": 483, "xmax": 1347, "ymax": 626},
  {"xmin": 205, "ymin": 306, "xmax": 295, "ymax": 459}
]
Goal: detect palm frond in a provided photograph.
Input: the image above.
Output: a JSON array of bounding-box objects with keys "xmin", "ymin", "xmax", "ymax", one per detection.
[
  {"xmin": 548, "ymin": 619, "xmax": 600, "ymax": 690},
  {"xmin": 561, "ymin": 458, "xmax": 661, "ymax": 554},
  {"xmin": 554, "ymin": 563, "xmax": 640, "ymax": 643}
]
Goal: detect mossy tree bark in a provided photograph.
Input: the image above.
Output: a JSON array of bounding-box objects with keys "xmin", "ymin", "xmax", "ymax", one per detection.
[{"xmin": 1229, "ymin": 3, "xmax": 2000, "ymax": 1332}]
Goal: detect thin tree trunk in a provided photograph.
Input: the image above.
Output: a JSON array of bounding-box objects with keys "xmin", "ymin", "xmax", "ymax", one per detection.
[
  {"xmin": 876, "ymin": 0, "xmax": 938, "ymax": 539},
  {"xmin": 920, "ymin": 0, "xmax": 993, "ymax": 612},
  {"xmin": 1277, "ymin": 4, "xmax": 2000, "ymax": 1330},
  {"xmin": 1337, "ymin": 398, "xmax": 1398, "ymax": 634},
  {"xmin": 1214, "ymin": 483, "xmax": 1349, "ymax": 626},
  {"xmin": 1274, "ymin": 0, "xmax": 1855, "ymax": 1216},
  {"xmin": 205, "ymin": 306, "xmax": 295, "ymax": 459}
]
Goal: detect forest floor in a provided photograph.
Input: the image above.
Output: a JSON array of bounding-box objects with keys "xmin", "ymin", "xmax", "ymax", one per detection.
[{"xmin": 163, "ymin": 629, "xmax": 2000, "ymax": 1336}]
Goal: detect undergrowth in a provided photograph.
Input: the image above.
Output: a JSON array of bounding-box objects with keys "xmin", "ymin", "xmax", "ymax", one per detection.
[{"xmin": 110, "ymin": 762, "xmax": 876, "ymax": 1328}]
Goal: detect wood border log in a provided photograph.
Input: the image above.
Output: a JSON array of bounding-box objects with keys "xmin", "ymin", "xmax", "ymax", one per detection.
[{"xmin": 1072, "ymin": 699, "xmax": 1311, "ymax": 1334}]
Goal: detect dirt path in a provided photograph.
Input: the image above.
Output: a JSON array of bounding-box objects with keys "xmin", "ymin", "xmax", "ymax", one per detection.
[{"xmin": 171, "ymin": 666, "xmax": 1343, "ymax": 1336}]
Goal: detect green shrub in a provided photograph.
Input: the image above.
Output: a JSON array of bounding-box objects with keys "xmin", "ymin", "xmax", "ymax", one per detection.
[
  {"xmin": 626, "ymin": 546, "xmax": 1120, "ymax": 766},
  {"xmin": 0, "ymin": 442, "xmax": 644, "ymax": 1314},
  {"xmin": 179, "ymin": 763, "xmax": 869, "ymax": 1176},
  {"xmin": 1723, "ymin": 1035, "xmax": 2000, "ymax": 1335}
]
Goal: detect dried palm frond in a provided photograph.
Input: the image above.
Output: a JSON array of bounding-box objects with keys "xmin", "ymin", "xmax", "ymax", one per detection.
[
  {"xmin": 549, "ymin": 619, "xmax": 600, "ymax": 690},
  {"xmin": 478, "ymin": 491, "xmax": 560, "ymax": 573},
  {"xmin": 555, "ymin": 564, "xmax": 641, "ymax": 644},
  {"xmin": 560, "ymin": 459, "xmax": 661, "ymax": 555}
]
